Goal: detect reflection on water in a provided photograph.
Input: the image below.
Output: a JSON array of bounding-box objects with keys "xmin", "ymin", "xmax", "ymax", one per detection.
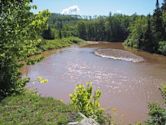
[{"xmin": 27, "ymin": 42, "xmax": 166, "ymax": 125}]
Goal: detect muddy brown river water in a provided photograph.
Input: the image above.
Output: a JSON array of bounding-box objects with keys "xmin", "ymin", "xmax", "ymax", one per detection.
[{"xmin": 27, "ymin": 42, "xmax": 166, "ymax": 125}]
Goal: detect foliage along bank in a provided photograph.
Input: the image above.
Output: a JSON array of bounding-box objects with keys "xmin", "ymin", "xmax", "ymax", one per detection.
[
  {"xmin": 44, "ymin": 0, "xmax": 166, "ymax": 56},
  {"xmin": 124, "ymin": 0, "xmax": 166, "ymax": 55},
  {"xmin": 0, "ymin": 0, "xmax": 85, "ymax": 99},
  {"xmin": 0, "ymin": 0, "xmax": 50, "ymax": 99},
  {"xmin": 44, "ymin": 13, "xmax": 135, "ymax": 42}
]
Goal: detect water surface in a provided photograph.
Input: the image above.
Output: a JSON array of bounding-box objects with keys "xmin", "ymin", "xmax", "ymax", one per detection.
[{"xmin": 27, "ymin": 42, "xmax": 166, "ymax": 125}]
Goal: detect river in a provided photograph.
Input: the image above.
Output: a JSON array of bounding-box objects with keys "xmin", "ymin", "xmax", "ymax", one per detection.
[{"xmin": 27, "ymin": 42, "xmax": 166, "ymax": 125}]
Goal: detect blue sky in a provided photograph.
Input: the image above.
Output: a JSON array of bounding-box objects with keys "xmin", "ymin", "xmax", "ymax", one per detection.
[{"xmin": 32, "ymin": 0, "xmax": 158, "ymax": 16}]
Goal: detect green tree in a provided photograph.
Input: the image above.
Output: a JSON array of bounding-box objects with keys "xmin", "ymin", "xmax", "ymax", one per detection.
[
  {"xmin": 161, "ymin": 0, "xmax": 166, "ymax": 39},
  {"xmin": 161, "ymin": 0, "xmax": 166, "ymax": 11},
  {"xmin": 42, "ymin": 26, "xmax": 55, "ymax": 40},
  {"xmin": 57, "ymin": 20, "xmax": 63, "ymax": 39},
  {"xmin": 139, "ymin": 15, "xmax": 155, "ymax": 52},
  {"xmin": 124, "ymin": 0, "xmax": 166, "ymax": 55},
  {"xmin": 0, "ymin": 0, "xmax": 49, "ymax": 99},
  {"xmin": 124, "ymin": 16, "xmax": 147, "ymax": 48},
  {"xmin": 77, "ymin": 21, "xmax": 87, "ymax": 40},
  {"xmin": 152, "ymin": 0, "xmax": 164, "ymax": 41},
  {"xmin": 105, "ymin": 14, "xmax": 131, "ymax": 42}
]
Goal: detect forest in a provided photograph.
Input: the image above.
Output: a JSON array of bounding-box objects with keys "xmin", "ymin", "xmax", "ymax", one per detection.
[
  {"xmin": 43, "ymin": 0, "xmax": 166, "ymax": 55},
  {"xmin": 44, "ymin": 13, "xmax": 134, "ymax": 42}
]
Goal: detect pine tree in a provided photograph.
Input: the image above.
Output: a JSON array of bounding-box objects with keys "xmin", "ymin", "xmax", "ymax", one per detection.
[
  {"xmin": 156, "ymin": 0, "xmax": 160, "ymax": 8},
  {"xmin": 57, "ymin": 20, "xmax": 63, "ymax": 39},
  {"xmin": 153, "ymin": 0, "xmax": 164, "ymax": 42},
  {"xmin": 161, "ymin": 0, "xmax": 166, "ymax": 11},
  {"xmin": 141, "ymin": 15, "xmax": 155, "ymax": 52},
  {"xmin": 153, "ymin": 0, "xmax": 163, "ymax": 32},
  {"xmin": 42, "ymin": 26, "xmax": 55, "ymax": 40},
  {"xmin": 78, "ymin": 22, "xmax": 87, "ymax": 40},
  {"xmin": 161, "ymin": 0, "xmax": 166, "ymax": 39}
]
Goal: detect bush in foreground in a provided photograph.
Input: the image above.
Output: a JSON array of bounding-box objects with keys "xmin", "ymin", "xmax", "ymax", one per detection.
[
  {"xmin": 145, "ymin": 84, "xmax": 166, "ymax": 125},
  {"xmin": 70, "ymin": 82, "xmax": 110, "ymax": 124}
]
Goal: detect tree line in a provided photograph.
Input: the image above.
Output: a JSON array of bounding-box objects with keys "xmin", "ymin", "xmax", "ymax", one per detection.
[
  {"xmin": 43, "ymin": 0, "xmax": 166, "ymax": 55},
  {"xmin": 77, "ymin": 14, "xmax": 133, "ymax": 41},
  {"xmin": 44, "ymin": 13, "xmax": 136, "ymax": 42},
  {"xmin": 42, "ymin": 13, "xmax": 81, "ymax": 39},
  {"xmin": 125, "ymin": 0, "xmax": 166, "ymax": 55}
]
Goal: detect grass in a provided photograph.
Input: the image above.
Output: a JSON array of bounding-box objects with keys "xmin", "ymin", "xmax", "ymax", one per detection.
[
  {"xmin": 0, "ymin": 90, "xmax": 80, "ymax": 125},
  {"xmin": 40, "ymin": 37, "xmax": 85, "ymax": 51}
]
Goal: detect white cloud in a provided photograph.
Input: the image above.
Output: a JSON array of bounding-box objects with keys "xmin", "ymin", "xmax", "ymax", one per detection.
[
  {"xmin": 61, "ymin": 5, "xmax": 80, "ymax": 15},
  {"xmin": 116, "ymin": 10, "xmax": 122, "ymax": 14}
]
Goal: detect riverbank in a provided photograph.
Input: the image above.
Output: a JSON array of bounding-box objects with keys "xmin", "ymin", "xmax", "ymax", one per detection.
[
  {"xmin": 0, "ymin": 37, "xmax": 87, "ymax": 125},
  {"xmin": 0, "ymin": 90, "xmax": 80, "ymax": 125},
  {"xmin": 41, "ymin": 37, "xmax": 86, "ymax": 51},
  {"xmin": 21, "ymin": 37, "xmax": 86, "ymax": 74}
]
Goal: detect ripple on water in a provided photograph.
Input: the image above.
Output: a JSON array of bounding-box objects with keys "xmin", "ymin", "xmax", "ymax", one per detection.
[
  {"xmin": 27, "ymin": 44, "xmax": 166, "ymax": 125},
  {"xmin": 95, "ymin": 49, "xmax": 144, "ymax": 63},
  {"xmin": 63, "ymin": 61, "xmax": 128, "ymax": 89}
]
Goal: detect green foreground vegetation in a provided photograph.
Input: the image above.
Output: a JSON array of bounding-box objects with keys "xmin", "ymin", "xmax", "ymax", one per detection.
[
  {"xmin": 144, "ymin": 85, "xmax": 166, "ymax": 125},
  {"xmin": 0, "ymin": 83, "xmax": 109, "ymax": 125},
  {"xmin": 0, "ymin": 90, "xmax": 79, "ymax": 125},
  {"xmin": 70, "ymin": 82, "xmax": 110, "ymax": 124}
]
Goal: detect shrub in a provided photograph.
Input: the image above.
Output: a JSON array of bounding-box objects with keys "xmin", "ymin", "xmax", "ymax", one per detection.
[
  {"xmin": 70, "ymin": 82, "xmax": 105, "ymax": 123},
  {"xmin": 158, "ymin": 41, "xmax": 166, "ymax": 55},
  {"xmin": 145, "ymin": 84, "xmax": 166, "ymax": 125},
  {"xmin": 41, "ymin": 37, "xmax": 85, "ymax": 51},
  {"xmin": 146, "ymin": 103, "xmax": 166, "ymax": 125}
]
